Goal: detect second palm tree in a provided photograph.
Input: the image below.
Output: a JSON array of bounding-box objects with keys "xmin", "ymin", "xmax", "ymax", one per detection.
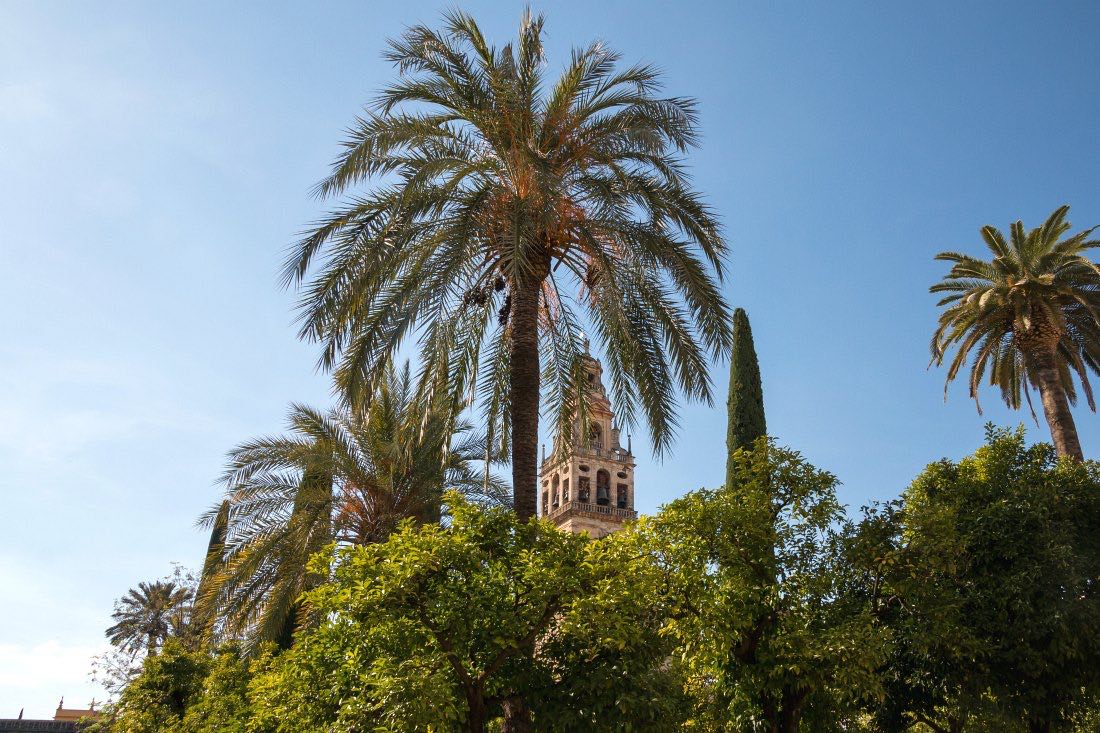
[{"xmin": 930, "ymin": 205, "xmax": 1100, "ymax": 459}]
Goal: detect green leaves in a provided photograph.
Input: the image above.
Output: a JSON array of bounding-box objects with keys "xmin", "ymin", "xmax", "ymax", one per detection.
[
  {"xmin": 930, "ymin": 206, "xmax": 1100, "ymax": 456},
  {"xmin": 86, "ymin": 639, "xmax": 212, "ymax": 733},
  {"xmin": 106, "ymin": 579, "xmax": 195, "ymax": 658},
  {"xmin": 857, "ymin": 429, "xmax": 1100, "ymax": 732},
  {"xmin": 644, "ymin": 440, "xmax": 888, "ymax": 730},
  {"xmin": 286, "ymin": 9, "xmax": 730, "ymax": 480},
  {"xmin": 102, "ymin": 434, "xmax": 1100, "ymax": 731},
  {"xmin": 725, "ymin": 308, "xmax": 766, "ymax": 488},
  {"xmin": 194, "ymin": 363, "xmax": 506, "ymax": 651},
  {"xmin": 183, "ymin": 493, "xmax": 688, "ymax": 731}
]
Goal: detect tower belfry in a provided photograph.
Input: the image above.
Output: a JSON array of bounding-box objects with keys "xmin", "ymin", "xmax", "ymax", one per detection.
[{"xmin": 539, "ymin": 351, "xmax": 638, "ymax": 537}]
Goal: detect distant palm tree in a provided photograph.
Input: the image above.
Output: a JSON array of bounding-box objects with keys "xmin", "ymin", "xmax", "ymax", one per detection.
[
  {"xmin": 196, "ymin": 363, "xmax": 506, "ymax": 649},
  {"xmin": 105, "ymin": 580, "xmax": 192, "ymax": 657},
  {"xmin": 930, "ymin": 205, "xmax": 1100, "ymax": 459},
  {"xmin": 285, "ymin": 10, "xmax": 730, "ymax": 520}
]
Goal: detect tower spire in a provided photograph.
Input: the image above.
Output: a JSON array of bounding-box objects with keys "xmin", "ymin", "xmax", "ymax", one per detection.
[{"xmin": 538, "ymin": 352, "xmax": 637, "ymax": 538}]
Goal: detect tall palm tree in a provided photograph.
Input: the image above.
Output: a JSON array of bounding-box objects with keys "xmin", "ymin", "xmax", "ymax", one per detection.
[
  {"xmin": 930, "ymin": 205, "xmax": 1100, "ymax": 459},
  {"xmin": 196, "ymin": 363, "xmax": 506, "ymax": 650},
  {"xmin": 285, "ymin": 10, "xmax": 731, "ymax": 520},
  {"xmin": 105, "ymin": 580, "xmax": 193, "ymax": 657}
]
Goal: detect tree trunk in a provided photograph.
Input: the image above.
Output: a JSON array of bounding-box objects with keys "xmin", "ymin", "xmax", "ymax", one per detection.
[
  {"xmin": 761, "ymin": 692, "xmax": 779, "ymax": 732},
  {"xmin": 1028, "ymin": 346, "xmax": 1084, "ymax": 460},
  {"xmin": 501, "ymin": 696, "xmax": 533, "ymax": 733},
  {"xmin": 777, "ymin": 685, "xmax": 805, "ymax": 733},
  {"xmin": 509, "ymin": 276, "xmax": 542, "ymax": 521},
  {"xmin": 1028, "ymin": 720, "xmax": 1051, "ymax": 733},
  {"xmin": 465, "ymin": 688, "xmax": 487, "ymax": 733},
  {"xmin": 778, "ymin": 711, "xmax": 801, "ymax": 733},
  {"xmin": 759, "ymin": 686, "xmax": 805, "ymax": 733}
]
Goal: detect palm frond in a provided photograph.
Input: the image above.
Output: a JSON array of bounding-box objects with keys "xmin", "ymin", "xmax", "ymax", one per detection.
[
  {"xmin": 286, "ymin": 10, "xmax": 728, "ymax": 489},
  {"xmin": 930, "ymin": 206, "xmax": 1100, "ymax": 422},
  {"xmin": 195, "ymin": 362, "xmax": 505, "ymax": 650}
]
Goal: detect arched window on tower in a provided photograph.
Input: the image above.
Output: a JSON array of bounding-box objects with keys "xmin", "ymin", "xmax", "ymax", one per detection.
[
  {"xmin": 562, "ymin": 478, "xmax": 570, "ymax": 503},
  {"xmin": 596, "ymin": 469, "xmax": 611, "ymax": 506},
  {"xmin": 617, "ymin": 483, "xmax": 628, "ymax": 509},
  {"xmin": 551, "ymin": 474, "xmax": 560, "ymax": 510},
  {"xmin": 588, "ymin": 424, "xmax": 603, "ymax": 453}
]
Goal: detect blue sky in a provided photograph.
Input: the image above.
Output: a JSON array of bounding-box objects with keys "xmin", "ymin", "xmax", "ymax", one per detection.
[{"xmin": 2, "ymin": 0, "xmax": 1098, "ymax": 717}]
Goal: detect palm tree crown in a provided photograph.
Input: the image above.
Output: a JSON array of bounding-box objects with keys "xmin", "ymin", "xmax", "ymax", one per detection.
[
  {"xmin": 196, "ymin": 363, "xmax": 505, "ymax": 650},
  {"xmin": 285, "ymin": 10, "xmax": 730, "ymax": 518},
  {"xmin": 930, "ymin": 205, "xmax": 1100, "ymax": 459},
  {"xmin": 105, "ymin": 580, "xmax": 193, "ymax": 657}
]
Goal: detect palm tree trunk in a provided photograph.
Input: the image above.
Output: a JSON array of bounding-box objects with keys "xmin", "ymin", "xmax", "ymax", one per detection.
[
  {"xmin": 509, "ymin": 277, "xmax": 541, "ymax": 522},
  {"xmin": 1029, "ymin": 347, "xmax": 1084, "ymax": 460}
]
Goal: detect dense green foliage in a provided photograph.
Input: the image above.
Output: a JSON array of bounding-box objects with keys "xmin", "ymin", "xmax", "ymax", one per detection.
[
  {"xmin": 725, "ymin": 308, "xmax": 766, "ymax": 466},
  {"xmin": 855, "ymin": 429, "xmax": 1100, "ymax": 732},
  {"xmin": 284, "ymin": 9, "xmax": 731, "ymax": 518},
  {"xmin": 930, "ymin": 205, "xmax": 1100, "ymax": 459},
  {"xmin": 97, "ymin": 434, "xmax": 1100, "ymax": 732},
  {"xmin": 87, "ymin": 639, "xmax": 210, "ymax": 733},
  {"xmin": 651, "ymin": 440, "xmax": 887, "ymax": 731},
  {"xmin": 246, "ymin": 495, "xmax": 687, "ymax": 732},
  {"xmin": 87, "ymin": 641, "xmax": 271, "ymax": 733},
  {"xmin": 89, "ymin": 11, "xmax": 1100, "ymax": 733},
  {"xmin": 194, "ymin": 363, "xmax": 504, "ymax": 650},
  {"xmin": 100, "ymin": 496, "xmax": 685, "ymax": 732}
]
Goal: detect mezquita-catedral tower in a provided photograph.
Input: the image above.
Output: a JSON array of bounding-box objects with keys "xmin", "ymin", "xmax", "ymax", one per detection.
[{"xmin": 539, "ymin": 347, "xmax": 638, "ymax": 538}]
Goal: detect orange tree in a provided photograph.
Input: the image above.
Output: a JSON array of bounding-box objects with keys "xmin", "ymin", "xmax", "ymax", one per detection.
[
  {"xmin": 245, "ymin": 495, "xmax": 684, "ymax": 732},
  {"xmin": 852, "ymin": 429, "xmax": 1100, "ymax": 732}
]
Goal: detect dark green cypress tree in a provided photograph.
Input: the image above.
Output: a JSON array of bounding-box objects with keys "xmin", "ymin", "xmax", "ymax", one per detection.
[
  {"xmin": 199, "ymin": 500, "xmax": 230, "ymax": 584},
  {"xmin": 194, "ymin": 499, "xmax": 229, "ymax": 636},
  {"xmin": 725, "ymin": 308, "xmax": 766, "ymax": 487}
]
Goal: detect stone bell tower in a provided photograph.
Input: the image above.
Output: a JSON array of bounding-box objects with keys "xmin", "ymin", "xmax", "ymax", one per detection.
[{"xmin": 539, "ymin": 348, "xmax": 638, "ymax": 538}]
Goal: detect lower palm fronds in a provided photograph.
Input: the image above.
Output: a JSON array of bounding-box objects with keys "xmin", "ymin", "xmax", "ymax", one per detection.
[
  {"xmin": 106, "ymin": 580, "xmax": 194, "ymax": 658},
  {"xmin": 195, "ymin": 363, "xmax": 507, "ymax": 650},
  {"xmin": 930, "ymin": 205, "xmax": 1100, "ymax": 459}
]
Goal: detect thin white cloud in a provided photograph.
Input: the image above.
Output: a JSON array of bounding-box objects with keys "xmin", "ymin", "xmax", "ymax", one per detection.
[
  {"xmin": 0, "ymin": 640, "xmax": 107, "ymax": 720},
  {"xmin": 0, "ymin": 346, "xmax": 223, "ymax": 463},
  {"xmin": 0, "ymin": 81, "xmax": 54, "ymax": 123}
]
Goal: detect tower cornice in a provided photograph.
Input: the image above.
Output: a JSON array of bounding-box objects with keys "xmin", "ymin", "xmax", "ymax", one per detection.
[{"xmin": 539, "ymin": 353, "xmax": 637, "ymax": 538}]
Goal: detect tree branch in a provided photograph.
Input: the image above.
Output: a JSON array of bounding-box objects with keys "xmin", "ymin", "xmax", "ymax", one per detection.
[
  {"xmin": 478, "ymin": 594, "xmax": 561, "ymax": 685},
  {"xmin": 911, "ymin": 712, "xmax": 950, "ymax": 733},
  {"xmin": 417, "ymin": 608, "xmax": 476, "ymax": 692}
]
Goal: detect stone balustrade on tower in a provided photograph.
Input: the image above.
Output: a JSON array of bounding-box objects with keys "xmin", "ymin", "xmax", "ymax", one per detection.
[{"xmin": 538, "ymin": 351, "xmax": 638, "ymax": 538}]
